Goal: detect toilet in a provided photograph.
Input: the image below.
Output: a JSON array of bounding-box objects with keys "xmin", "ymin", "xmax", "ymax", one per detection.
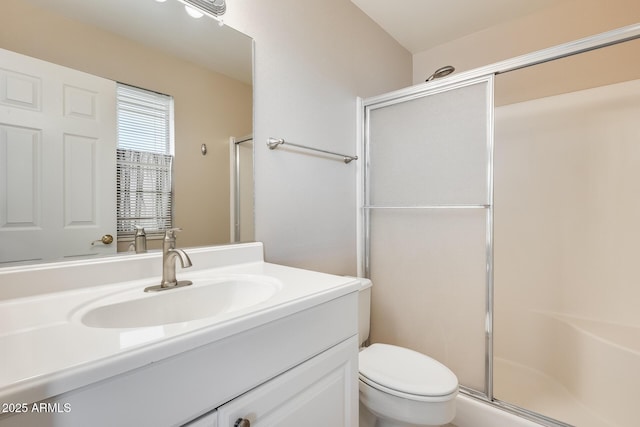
[{"xmin": 356, "ymin": 278, "xmax": 458, "ymax": 427}]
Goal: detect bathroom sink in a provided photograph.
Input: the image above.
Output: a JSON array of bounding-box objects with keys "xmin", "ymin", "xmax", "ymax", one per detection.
[{"xmin": 79, "ymin": 275, "xmax": 282, "ymax": 328}]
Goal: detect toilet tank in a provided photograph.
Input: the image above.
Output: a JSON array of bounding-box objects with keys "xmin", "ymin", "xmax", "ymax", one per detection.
[{"xmin": 356, "ymin": 277, "xmax": 372, "ymax": 345}]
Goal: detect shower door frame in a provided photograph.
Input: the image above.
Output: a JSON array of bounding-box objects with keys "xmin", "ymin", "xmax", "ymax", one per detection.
[
  {"xmin": 230, "ymin": 135, "xmax": 254, "ymax": 242},
  {"xmin": 359, "ymin": 72, "xmax": 496, "ymax": 400},
  {"xmin": 360, "ymin": 73, "xmax": 496, "ymax": 399},
  {"xmin": 357, "ymin": 23, "xmax": 640, "ymax": 427}
]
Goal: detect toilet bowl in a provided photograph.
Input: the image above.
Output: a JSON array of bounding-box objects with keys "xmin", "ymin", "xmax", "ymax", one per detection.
[{"xmin": 356, "ymin": 278, "xmax": 458, "ymax": 427}]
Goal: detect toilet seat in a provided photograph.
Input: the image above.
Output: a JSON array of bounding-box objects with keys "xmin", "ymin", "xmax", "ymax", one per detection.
[{"xmin": 359, "ymin": 343, "xmax": 458, "ymax": 401}]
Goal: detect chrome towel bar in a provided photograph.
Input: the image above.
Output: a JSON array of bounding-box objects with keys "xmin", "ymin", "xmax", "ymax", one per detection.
[{"xmin": 267, "ymin": 137, "xmax": 358, "ymax": 164}]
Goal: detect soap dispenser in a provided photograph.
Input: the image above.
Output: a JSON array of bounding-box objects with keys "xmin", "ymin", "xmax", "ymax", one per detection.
[{"xmin": 134, "ymin": 225, "xmax": 147, "ymax": 253}]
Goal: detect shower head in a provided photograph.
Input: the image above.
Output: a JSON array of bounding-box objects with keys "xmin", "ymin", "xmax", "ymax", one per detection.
[{"xmin": 426, "ymin": 65, "xmax": 455, "ymax": 82}]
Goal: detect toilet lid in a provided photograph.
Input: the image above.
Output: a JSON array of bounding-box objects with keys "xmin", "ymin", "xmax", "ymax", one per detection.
[{"xmin": 359, "ymin": 343, "xmax": 458, "ymax": 397}]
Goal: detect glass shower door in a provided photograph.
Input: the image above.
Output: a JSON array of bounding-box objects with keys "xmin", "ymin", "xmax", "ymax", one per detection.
[
  {"xmin": 363, "ymin": 76, "xmax": 493, "ymax": 394},
  {"xmin": 493, "ymin": 37, "xmax": 640, "ymax": 427}
]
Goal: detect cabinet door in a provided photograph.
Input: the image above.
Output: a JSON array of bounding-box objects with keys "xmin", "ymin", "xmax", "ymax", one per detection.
[{"xmin": 217, "ymin": 336, "xmax": 358, "ymax": 427}]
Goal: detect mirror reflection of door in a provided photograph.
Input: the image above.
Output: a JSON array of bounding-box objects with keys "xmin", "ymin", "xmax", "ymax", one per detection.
[
  {"xmin": 1, "ymin": 0, "xmax": 253, "ymax": 263},
  {"xmin": 0, "ymin": 48, "xmax": 116, "ymax": 263}
]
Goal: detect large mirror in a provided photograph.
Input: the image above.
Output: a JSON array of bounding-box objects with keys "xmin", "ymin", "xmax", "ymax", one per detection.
[{"xmin": 0, "ymin": 0, "xmax": 253, "ymax": 265}]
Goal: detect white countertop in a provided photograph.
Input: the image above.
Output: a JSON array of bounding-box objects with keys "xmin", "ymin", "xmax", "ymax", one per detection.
[{"xmin": 0, "ymin": 243, "xmax": 359, "ymax": 405}]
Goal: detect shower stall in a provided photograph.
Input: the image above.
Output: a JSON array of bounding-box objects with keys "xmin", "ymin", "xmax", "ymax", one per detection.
[{"xmin": 358, "ymin": 24, "xmax": 640, "ymax": 427}]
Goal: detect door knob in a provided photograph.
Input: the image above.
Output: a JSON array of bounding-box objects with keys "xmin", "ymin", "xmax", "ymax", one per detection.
[
  {"xmin": 91, "ymin": 234, "xmax": 114, "ymax": 245},
  {"xmin": 234, "ymin": 418, "xmax": 250, "ymax": 427}
]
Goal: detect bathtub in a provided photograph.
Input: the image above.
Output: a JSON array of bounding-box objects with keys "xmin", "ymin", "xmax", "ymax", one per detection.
[
  {"xmin": 451, "ymin": 394, "xmax": 543, "ymax": 427},
  {"xmin": 494, "ymin": 309, "xmax": 640, "ymax": 427}
]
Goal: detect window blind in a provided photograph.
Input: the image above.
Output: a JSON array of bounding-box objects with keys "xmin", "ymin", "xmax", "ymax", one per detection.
[{"xmin": 116, "ymin": 83, "xmax": 174, "ymax": 236}]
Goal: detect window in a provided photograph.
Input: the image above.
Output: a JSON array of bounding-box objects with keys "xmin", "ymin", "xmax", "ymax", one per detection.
[{"xmin": 116, "ymin": 83, "xmax": 174, "ymax": 238}]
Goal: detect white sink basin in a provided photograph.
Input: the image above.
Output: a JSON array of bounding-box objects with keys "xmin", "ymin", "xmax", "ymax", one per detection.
[{"xmin": 79, "ymin": 275, "xmax": 282, "ymax": 328}]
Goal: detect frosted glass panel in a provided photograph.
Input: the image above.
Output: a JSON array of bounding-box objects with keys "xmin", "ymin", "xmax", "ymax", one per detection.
[
  {"xmin": 369, "ymin": 82, "xmax": 489, "ymax": 206},
  {"xmin": 368, "ymin": 208, "xmax": 488, "ymax": 391}
]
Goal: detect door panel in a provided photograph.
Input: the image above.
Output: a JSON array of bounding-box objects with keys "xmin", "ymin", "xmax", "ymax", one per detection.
[
  {"xmin": 0, "ymin": 47, "xmax": 116, "ymax": 263},
  {"xmin": 364, "ymin": 77, "xmax": 493, "ymax": 393}
]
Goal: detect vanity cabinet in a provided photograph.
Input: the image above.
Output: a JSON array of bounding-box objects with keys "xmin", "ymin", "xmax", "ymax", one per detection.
[
  {"xmin": 0, "ymin": 291, "xmax": 358, "ymax": 427},
  {"xmin": 215, "ymin": 336, "xmax": 357, "ymax": 427}
]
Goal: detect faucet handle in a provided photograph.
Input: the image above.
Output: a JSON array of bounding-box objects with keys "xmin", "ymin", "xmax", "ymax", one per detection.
[
  {"xmin": 163, "ymin": 228, "xmax": 183, "ymax": 250},
  {"xmin": 164, "ymin": 228, "xmax": 183, "ymax": 240}
]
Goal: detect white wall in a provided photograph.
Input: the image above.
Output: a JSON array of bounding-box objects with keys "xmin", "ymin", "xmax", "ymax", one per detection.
[{"xmin": 223, "ymin": 0, "xmax": 412, "ymax": 273}]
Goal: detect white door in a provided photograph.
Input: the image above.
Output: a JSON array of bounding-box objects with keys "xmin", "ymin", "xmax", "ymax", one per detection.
[{"xmin": 0, "ymin": 48, "xmax": 116, "ymax": 263}]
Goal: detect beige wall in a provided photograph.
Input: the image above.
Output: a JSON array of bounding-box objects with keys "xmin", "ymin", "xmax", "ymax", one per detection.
[
  {"xmin": 494, "ymin": 37, "xmax": 640, "ymax": 106},
  {"xmin": 413, "ymin": 0, "xmax": 640, "ymax": 85},
  {"xmin": 0, "ymin": 0, "xmax": 252, "ymax": 250},
  {"xmin": 495, "ymin": 78, "xmax": 640, "ymax": 326}
]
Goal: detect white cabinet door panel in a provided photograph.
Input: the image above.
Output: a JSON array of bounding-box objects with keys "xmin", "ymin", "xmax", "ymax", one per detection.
[{"xmin": 217, "ymin": 336, "xmax": 358, "ymax": 427}]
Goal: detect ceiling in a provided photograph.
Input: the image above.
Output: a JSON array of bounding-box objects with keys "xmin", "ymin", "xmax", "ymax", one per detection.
[
  {"xmin": 350, "ymin": 0, "xmax": 563, "ymax": 54},
  {"xmin": 23, "ymin": 0, "xmax": 564, "ymax": 82}
]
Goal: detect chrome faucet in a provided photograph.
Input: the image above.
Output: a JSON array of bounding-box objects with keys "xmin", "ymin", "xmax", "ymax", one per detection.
[{"xmin": 144, "ymin": 228, "xmax": 193, "ymax": 292}]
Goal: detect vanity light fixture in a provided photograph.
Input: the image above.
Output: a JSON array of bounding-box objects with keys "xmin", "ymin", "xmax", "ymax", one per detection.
[
  {"xmin": 184, "ymin": 5, "xmax": 204, "ymax": 18},
  {"xmin": 179, "ymin": 0, "xmax": 226, "ymax": 18},
  {"xmin": 158, "ymin": 0, "xmax": 227, "ymax": 24}
]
